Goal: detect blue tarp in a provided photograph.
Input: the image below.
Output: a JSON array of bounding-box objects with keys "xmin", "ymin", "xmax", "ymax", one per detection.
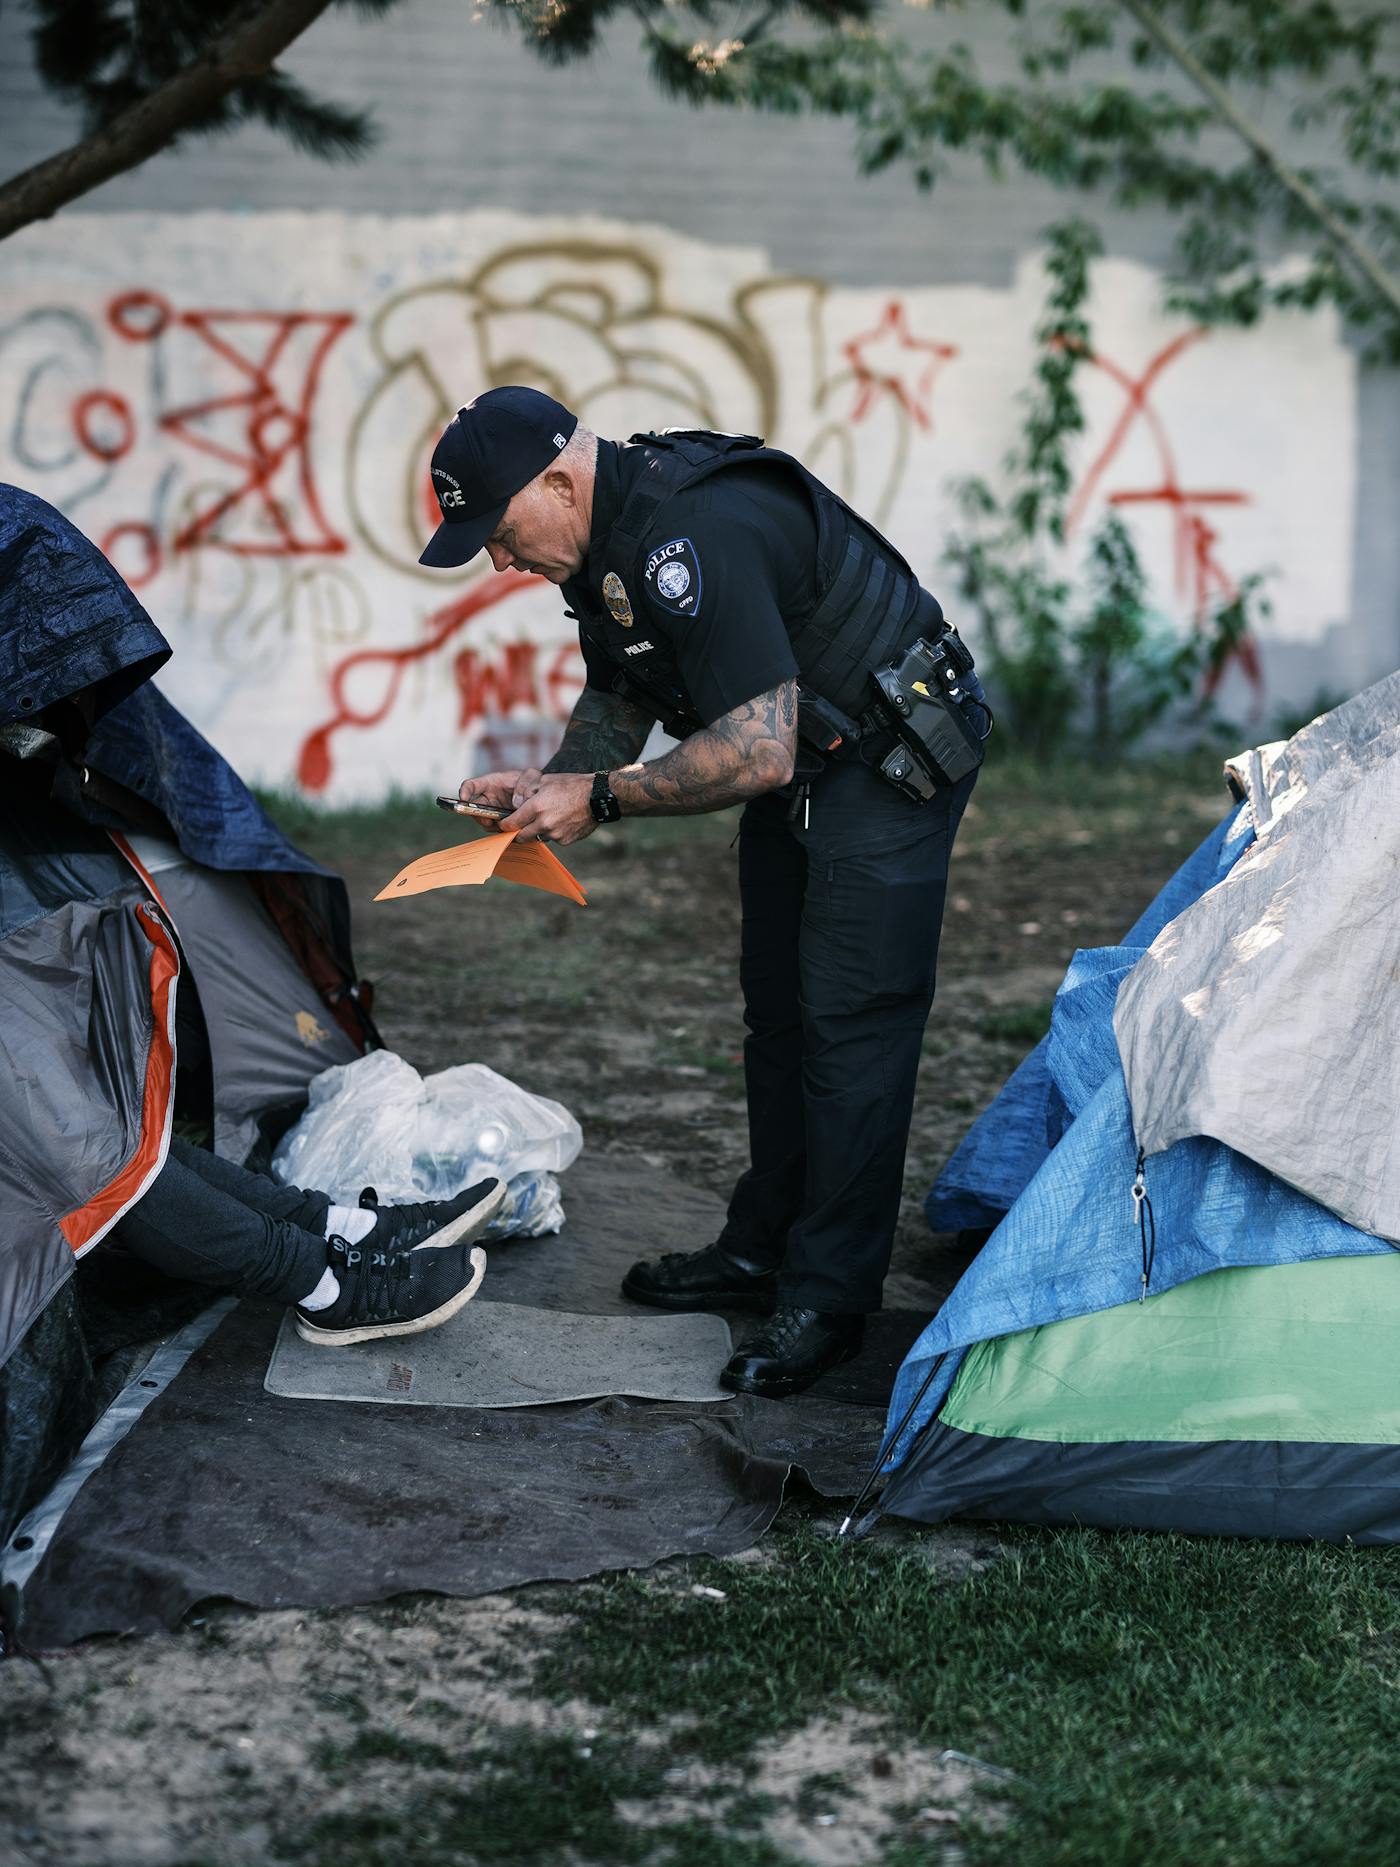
[
  {"xmin": 888, "ymin": 804, "xmax": 1395, "ymax": 1469},
  {"xmin": 87, "ymin": 683, "xmax": 326, "ymax": 876},
  {"xmin": 925, "ymin": 806, "xmax": 1255, "ymax": 1231},
  {"xmin": 1, "ymin": 484, "xmax": 323, "ymax": 877}
]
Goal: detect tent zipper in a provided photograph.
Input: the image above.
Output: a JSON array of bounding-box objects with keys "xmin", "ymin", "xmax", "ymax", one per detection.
[{"xmin": 1132, "ymin": 1149, "xmax": 1157, "ymax": 1299}]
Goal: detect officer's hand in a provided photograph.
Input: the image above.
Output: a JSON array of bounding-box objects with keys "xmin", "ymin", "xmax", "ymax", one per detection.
[
  {"xmin": 502, "ymin": 773, "xmax": 597, "ymax": 847},
  {"xmin": 511, "ymin": 768, "xmax": 545, "ymax": 808},
  {"xmin": 457, "ymin": 771, "xmax": 520, "ymax": 810}
]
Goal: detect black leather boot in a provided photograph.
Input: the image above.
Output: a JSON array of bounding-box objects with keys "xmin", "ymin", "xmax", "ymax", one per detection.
[
  {"xmin": 719, "ymin": 1305, "xmax": 865, "ymax": 1398},
  {"xmin": 621, "ymin": 1242, "xmax": 778, "ymax": 1313}
]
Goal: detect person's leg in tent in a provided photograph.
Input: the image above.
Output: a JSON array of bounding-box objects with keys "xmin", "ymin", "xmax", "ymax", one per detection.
[{"xmin": 108, "ymin": 1136, "xmax": 505, "ymax": 1345}]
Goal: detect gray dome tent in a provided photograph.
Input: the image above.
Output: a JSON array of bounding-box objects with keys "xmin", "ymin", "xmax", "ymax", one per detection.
[{"xmin": 0, "ymin": 484, "xmax": 378, "ymax": 1548}]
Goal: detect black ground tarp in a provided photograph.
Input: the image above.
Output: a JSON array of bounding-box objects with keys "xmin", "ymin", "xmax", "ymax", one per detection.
[
  {"xmin": 0, "ymin": 1254, "xmax": 211, "ymax": 1555},
  {"xmin": 12, "ymin": 1157, "xmax": 923, "ymax": 1647}
]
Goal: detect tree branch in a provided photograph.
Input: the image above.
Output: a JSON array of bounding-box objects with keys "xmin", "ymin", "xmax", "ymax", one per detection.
[
  {"xmin": 1116, "ymin": 0, "xmax": 1400, "ymax": 324},
  {"xmin": 0, "ymin": 0, "xmax": 339, "ymax": 244}
]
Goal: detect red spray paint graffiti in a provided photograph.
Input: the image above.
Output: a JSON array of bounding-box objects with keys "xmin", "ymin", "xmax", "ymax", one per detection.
[
  {"xmin": 1062, "ymin": 329, "xmax": 1261, "ymax": 693},
  {"xmin": 844, "ymin": 301, "xmax": 958, "ymax": 430},
  {"xmin": 455, "ymin": 641, "xmax": 541, "ymax": 729},
  {"xmin": 298, "ymin": 572, "xmax": 584, "ymax": 793},
  {"xmin": 98, "ymin": 521, "xmax": 162, "ymax": 588},
  {"xmin": 107, "ymin": 290, "xmax": 352, "ymax": 556},
  {"xmin": 476, "ymin": 724, "xmax": 564, "ymax": 774},
  {"xmin": 72, "ymin": 388, "xmax": 136, "ymax": 463}
]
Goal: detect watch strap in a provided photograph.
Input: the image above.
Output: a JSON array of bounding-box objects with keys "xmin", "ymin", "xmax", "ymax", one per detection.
[{"xmin": 590, "ymin": 770, "xmax": 622, "ymax": 823}]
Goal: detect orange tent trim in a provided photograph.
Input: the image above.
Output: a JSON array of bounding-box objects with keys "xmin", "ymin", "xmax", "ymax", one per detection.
[{"xmin": 59, "ymin": 899, "xmax": 180, "ymax": 1255}]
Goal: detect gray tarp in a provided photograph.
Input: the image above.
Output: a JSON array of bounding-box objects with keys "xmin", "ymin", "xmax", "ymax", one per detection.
[
  {"xmin": 0, "ymin": 823, "xmax": 173, "ymax": 1367},
  {"xmin": 1114, "ymin": 674, "xmax": 1400, "ymax": 1240}
]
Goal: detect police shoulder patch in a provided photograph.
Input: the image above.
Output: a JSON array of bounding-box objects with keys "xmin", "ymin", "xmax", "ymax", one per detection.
[{"xmin": 643, "ymin": 537, "xmax": 702, "ymax": 619}]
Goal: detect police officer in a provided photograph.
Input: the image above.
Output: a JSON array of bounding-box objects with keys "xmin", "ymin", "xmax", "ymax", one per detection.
[{"xmin": 421, "ymin": 385, "xmax": 984, "ymax": 1398}]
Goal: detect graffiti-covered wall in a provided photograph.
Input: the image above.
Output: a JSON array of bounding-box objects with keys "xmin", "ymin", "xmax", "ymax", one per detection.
[{"xmin": 0, "ymin": 211, "xmax": 1358, "ymax": 799}]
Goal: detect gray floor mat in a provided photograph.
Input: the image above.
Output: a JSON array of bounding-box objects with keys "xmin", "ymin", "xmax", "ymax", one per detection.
[{"xmin": 265, "ymin": 1300, "xmax": 734, "ymax": 1408}]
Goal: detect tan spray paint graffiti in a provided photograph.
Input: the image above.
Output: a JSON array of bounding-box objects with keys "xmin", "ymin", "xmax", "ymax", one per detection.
[{"xmin": 0, "ymin": 214, "xmax": 1358, "ymax": 798}]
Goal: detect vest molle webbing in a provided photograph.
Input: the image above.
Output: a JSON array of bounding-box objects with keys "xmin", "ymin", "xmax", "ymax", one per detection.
[{"xmin": 606, "ymin": 430, "xmax": 942, "ymax": 724}]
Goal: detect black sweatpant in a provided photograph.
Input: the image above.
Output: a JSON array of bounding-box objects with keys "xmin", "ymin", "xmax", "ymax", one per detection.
[
  {"xmin": 110, "ymin": 1135, "xmax": 333, "ymax": 1305},
  {"xmin": 717, "ymin": 754, "xmax": 975, "ymax": 1314}
]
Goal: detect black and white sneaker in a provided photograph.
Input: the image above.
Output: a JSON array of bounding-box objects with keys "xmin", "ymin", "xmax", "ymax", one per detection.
[
  {"xmin": 357, "ymin": 1178, "xmax": 507, "ymax": 1255},
  {"xmin": 294, "ymin": 1237, "xmax": 488, "ymax": 1346}
]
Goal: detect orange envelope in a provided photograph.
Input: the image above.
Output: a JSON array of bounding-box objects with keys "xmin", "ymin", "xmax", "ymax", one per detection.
[{"xmin": 375, "ymin": 830, "xmax": 587, "ymax": 906}]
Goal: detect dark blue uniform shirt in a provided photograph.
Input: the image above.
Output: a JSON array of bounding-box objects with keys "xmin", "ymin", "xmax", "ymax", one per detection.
[{"xmin": 570, "ymin": 439, "xmax": 818, "ymax": 728}]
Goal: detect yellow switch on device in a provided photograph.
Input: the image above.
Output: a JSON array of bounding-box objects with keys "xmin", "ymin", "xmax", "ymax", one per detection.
[{"xmin": 911, "ymin": 680, "xmax": 930, "ymax": 698}]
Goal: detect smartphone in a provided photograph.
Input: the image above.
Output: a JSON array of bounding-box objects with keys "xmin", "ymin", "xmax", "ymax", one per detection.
[{"xmin": 436, "ymin": 795, "xmax": 509, "ymax": 821}]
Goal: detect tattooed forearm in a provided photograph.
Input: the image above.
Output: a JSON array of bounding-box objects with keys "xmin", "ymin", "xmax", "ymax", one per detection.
[
  {"xmin": 610, "ymin": 680, "xmax": 797, "ymax": 817},
  {"xmin": 544, "ymin": 688, "xmax": 655, "ymax": 774}
]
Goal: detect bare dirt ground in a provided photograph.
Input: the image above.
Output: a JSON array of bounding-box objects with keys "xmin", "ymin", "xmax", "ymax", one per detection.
[{"xmin": 0, "ymin": 754, "xmax": 1230, "ymax": 1867}]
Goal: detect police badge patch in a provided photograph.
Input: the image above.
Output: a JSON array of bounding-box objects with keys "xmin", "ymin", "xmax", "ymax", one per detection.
[
  {"xmin": 602, "ymin": 570, "xmax": 634, "ymax": 627},
  {"xmin": 644, "ymin": 538, "xmax": 703, "ymax": 619}
]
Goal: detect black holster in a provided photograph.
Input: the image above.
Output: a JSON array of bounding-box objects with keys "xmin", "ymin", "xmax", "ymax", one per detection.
[{"xmin": 866, "ymin": 630, "xmax": 989, "ymax": 802}]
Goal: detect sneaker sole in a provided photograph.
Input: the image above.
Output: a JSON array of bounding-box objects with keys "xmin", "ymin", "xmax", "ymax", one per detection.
[
  {"xmin": 295, "ymin": 1246, "xmax": 487, "ymax": 1347},
  {"xmin": 408, "ymin": 1179, "xmax": 509, "ymax": 1253},
  {"xmin": 717, "ymin": 1333, "xmax": 864, "ymax": 1399},
  {"xmin": 620, "ymin": 1273, "xmax": 775, "ymax": 1315}
]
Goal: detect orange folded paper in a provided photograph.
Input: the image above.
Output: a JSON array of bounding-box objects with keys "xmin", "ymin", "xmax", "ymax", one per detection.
[{"xmin": 375, "ymin": 830, "xmax": 587, "ymax": 906}]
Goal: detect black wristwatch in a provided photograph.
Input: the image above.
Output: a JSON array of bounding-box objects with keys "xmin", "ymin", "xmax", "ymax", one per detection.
[{"xmin": 589, "ymin": 770, "xmax": 622, "ymax": 824}]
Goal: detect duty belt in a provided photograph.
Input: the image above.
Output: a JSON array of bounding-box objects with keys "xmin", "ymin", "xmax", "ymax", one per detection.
[{"xmin": 793, "ymin": 624, "xmax": 991, "ymax": 803}]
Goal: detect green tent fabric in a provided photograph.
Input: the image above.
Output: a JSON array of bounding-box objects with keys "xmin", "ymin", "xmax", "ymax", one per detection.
[
  {"xmin": 884, "ymin": 1255, "xmax": 1400, "ymax": 1542},
  {"xmin": 945, "ymin": 1255, "xmax": 1400, "ymax": 1448}
]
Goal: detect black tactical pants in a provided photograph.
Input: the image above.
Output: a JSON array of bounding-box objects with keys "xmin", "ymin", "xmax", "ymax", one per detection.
[
  {"xmin": 110, "ymin": 1135, "xmax": 332, "ymax": 1304},
  {"xmin": 717, "ymin": 754, "xmax": 975, "ymax": 1313}
]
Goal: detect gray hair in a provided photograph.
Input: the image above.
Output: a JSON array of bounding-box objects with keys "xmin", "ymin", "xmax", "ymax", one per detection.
[{"xmin": 559, "ymin": 423, "xmax": 598, "ymax": 473}]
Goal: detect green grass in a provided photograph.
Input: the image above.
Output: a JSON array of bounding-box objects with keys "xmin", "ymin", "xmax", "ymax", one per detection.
[
  {"xmin": 977, "ymin": 1001, "xmax": 1056, "ymax": 1046},
  {"xmin": 661, "ymin": 1027, "xmax": 747, "ymax": 1080},
  {"xmin": 252, "ymin": 786, "xmax": 458, "ymax": 866},
  {"xmin": 285, "ymin": 1730, "xmax": 799, "ymax": 1866},
  {"xmin": 254, "ymin": 785, "xmax": 739, "ymax": 869},
  {"xmin": 315, "ymin": 1727, "xmax": 456, "ymax": 1774},
  {"xmin": 970, "ymin": 740, "xmax": 1226, "ymax": 816},
  {"xmin": 273, "ymin": 1517, "xmax": 1400, "ymax": 1864},
  {"xmin": 517, "ymin": 1521, "xmax": 1400, "ymax": 1867},
  {"xmin": 256, "ymin": 744, "xmax": 1229, "ymax": 872},
  {"xmin": 954, "ymin": 746, "xmax": 1231, "ymax": 884}
]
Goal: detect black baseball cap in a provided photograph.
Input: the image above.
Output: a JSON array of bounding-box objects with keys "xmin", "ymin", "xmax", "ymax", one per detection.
[{"xmin": 419, "ymin": 386, "xmax": 580, "ymax": 568}]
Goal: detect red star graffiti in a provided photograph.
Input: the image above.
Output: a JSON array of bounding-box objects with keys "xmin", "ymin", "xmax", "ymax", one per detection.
[{"xmin": 844, "ymin": 301, "xmax": 959, "ymax": 431}]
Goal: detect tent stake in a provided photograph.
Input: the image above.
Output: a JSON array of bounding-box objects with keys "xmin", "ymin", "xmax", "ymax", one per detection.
[{"xmin": 838, "ymin": 1351, "xmax": 948, "ymax": 1537}]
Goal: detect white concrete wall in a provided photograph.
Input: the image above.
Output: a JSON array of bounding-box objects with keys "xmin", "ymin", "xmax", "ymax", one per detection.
[{"xmin": 0, "ymin": 2, "xmax": 1392, "ymax": 797}]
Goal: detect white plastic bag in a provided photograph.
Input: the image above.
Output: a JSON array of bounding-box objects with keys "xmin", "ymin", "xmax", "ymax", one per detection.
[{"xmin": 271, "ymin": 1051, "xmax": 581, "ymax": 1239}]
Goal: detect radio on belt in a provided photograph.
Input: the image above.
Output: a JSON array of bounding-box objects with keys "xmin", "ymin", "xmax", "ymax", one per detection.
[{"xmin": 869, "ymin": 629, "xmax": 987, "ymax": 802}]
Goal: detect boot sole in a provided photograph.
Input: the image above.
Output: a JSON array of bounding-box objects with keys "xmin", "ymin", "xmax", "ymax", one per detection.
[
  {"xmin": 295, "ymin": 1246, "xmax": 487, "ymax": 1347},
  {"xmin": 717, "ymin": 1332, "xmax": 864, "ymax": 1399},
  {"xmin": 408, "ymin": 1179, "xmax": 509, "ymax": 1252},
  {"xmin": 620, "ymin": 1274, "xmax": 775, "ymax": 1315}
]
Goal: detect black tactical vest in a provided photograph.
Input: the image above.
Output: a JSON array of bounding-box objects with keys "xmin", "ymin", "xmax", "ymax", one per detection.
[{"xmin": 578, "ymin": 430, "xmax": 944, "ymax": 736}]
